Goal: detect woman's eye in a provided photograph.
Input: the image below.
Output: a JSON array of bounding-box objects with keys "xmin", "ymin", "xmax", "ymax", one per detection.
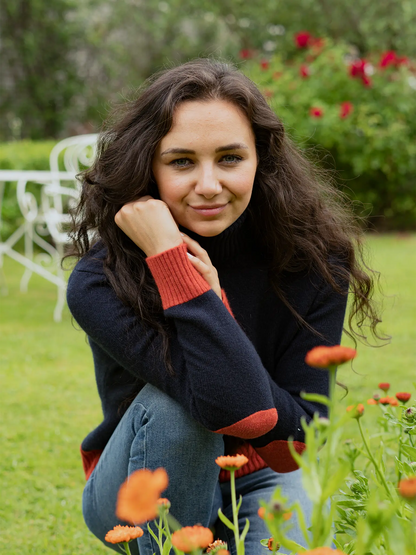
[
  {"xmin": 171, "ymin": 158, "xmax": 191, "ymax": 167},
  {"xmin": 221, "ymin": 154, "xmax": 242, "ymax": 164}
]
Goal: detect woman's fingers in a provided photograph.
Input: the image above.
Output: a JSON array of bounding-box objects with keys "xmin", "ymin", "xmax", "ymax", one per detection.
[
  {"xmin": 180, "ymin": 234, "xmax": 211, "ymax": 263},
  {"xmin": 115, "ymin": 198, "xmax": 182, "ymax": 256},
  {"xmin": 182, "ymin": 234, "xmax": 222, "ymax": 299}
]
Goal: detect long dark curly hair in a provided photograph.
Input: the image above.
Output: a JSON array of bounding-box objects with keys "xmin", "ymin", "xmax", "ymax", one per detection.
[{"xmin": 67, "ymin": 58, "xmax": 383, "ymax": 365}]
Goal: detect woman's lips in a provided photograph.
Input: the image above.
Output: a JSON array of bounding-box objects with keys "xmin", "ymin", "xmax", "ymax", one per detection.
[{"xmin": 189, "ymin": 204, "xmax": 228, "ymax": 216}]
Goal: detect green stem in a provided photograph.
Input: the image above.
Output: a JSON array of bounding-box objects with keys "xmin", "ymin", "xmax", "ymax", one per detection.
[
  {"xmin": 123, "ymin": 542, "xmax": 132, "ymax": 555},
  {"xmin": 309, "ymin": 365, "xmax": 336, "ymax": 547},
  {"xmin": 397, "ymin": 408, "xmax": 404, "ymax": 486},
  {"xmin": 357, "ymin": 418, "xmax": 393, "ymax": 501},
  {"xmin": 327, "ymin": 366, "xmax": 336, "ymax": 421},
  {"xmin": 158, "ymin": 516, "xmax": 164, "ymax": 551},
  {"xmin": 166, "ymin": 512, "xmax": 182, "ymax": 532},
  {"xmin": 230, "ymin": 469, "xmax": 241, "ymax": 553}
]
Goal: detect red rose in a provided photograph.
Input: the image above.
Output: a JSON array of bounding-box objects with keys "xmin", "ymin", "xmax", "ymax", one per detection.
[
  {"xmin": 339, "ymin": 101, "xmax": 353, "ymax": 119},
  {"xmin": 260, "ymin": 60, "xmax": 270, "ymax": 70},
  {"xmin": 294, "ymin": 31, "xmax": 312, "ymax": 49},
  {"xmin": 349, "ymin": 59, "xmax": 373, "ymax": 87},
  {"xmin": 380, "ymin": 50, "xmax": 397, "ymax": 68},
  {"xmin": 362, "ymin": 75, "xmax": 372, "ymax": 87},
  {"xmin": 396, "ymin": 56, "xmax": 409, "ymax": 66},
  {"xmin": 310, "ymin": 37, "xmax": 325, "ymax": 50},
  {"xmin": 349, "ymin": 59, "xmax": 366, "ymax": 78},
  {"xmin": 239, "ymin": 49, "xmax": 253, "ymax": 60},
  {"xmin": 300, "ymin": 64, "xmax": 310, "ymax": 78},
  {"xmin": 309, "ymin": 107, "xmax": 324, "ymax": 118}
]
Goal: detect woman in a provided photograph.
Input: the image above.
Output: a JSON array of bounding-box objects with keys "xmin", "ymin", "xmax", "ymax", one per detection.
[{"xmin": 66, "ymin": 59, "xmax": 380, "ymax": 554}]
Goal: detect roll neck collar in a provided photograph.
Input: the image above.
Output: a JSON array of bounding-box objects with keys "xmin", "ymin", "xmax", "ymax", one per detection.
[{"xmin": 179, "ymin": 210, "xmax": 257, "ymax": 268}]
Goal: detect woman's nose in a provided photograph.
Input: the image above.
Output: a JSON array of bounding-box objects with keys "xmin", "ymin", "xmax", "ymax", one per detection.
[{"xmin": 194, "ymin": 166, "xmax": 222, "ymax": 198}]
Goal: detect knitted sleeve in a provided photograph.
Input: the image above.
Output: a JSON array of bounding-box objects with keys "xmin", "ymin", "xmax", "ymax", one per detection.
[{"xmin": 67, "ymin": 243, "xmax": 278, "ymax": 440}]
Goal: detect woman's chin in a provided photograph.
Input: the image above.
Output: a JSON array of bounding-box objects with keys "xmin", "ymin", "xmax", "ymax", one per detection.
[{"xmin": 182, "ymin": 220, "xmax": 229, "ymax": 237}]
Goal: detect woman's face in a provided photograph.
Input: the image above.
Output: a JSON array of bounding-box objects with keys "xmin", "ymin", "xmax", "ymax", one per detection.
[{"xmin": 152, "ymin": 99, "xmax": 257, "ymax": 237}]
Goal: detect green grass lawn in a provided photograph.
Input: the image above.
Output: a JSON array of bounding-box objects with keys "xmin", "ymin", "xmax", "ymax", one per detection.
[{"xmin": 0, "ymin": 234, "xmax": 415, "ymax": 554}]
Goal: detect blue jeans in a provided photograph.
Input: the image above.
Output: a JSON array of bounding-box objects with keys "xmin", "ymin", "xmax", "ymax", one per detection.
[{"xmin": 82, "ymin": 384, "xmax": 312, "ymax": 554}]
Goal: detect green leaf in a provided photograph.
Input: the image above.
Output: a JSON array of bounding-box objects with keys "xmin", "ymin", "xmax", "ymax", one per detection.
[
  {"xmin": 401, "ymin": 443, "xmax": 416, "ymax": 461},
  {"xmin": 162, "ymin": 539, "xmax": 172, "ymax": 555},
  {"xmin": 217, "ymin": 508, "xmax": 234, "ymax": 530},
  {"xmin": 239, "ymin": 518, "xmax": 250, "ymax": 544},
  {"xmin": 300, "ymin": 392, "xmax": 331, "ymax": 406}
]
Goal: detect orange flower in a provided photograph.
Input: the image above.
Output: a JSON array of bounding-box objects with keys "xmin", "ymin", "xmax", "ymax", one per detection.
[
  {"xmin": 301, "ymin": 549, "xmax": 347, "ymax": 555},
  {"xmin": 379, "ymin": 396, "xmax": 399, "ymax": 406},
  {"xmin": 283, "ymin": 511, "xmax": 293, "ymax": 521},
  {"xmin": 367, "ymin": 398, "xmax": 378, "ymax": 405},
  {"xmin": 347, "ymin": 404, "xmax": 364, "ymax": 418},
  {"xmin": 116, "ymin": 468, "xmax": 168, "ymax": 524},
  {"xmin": 305, "ymin": 346, "xmax": 357, "ymax": 369},
  {"xmin": 378, "ymin": 382, "xmax": 390, "ymax": 393},
  {"xmin": 206, "ymin": 539, "xmax": 228, "ymax": 553},
  {"xmin": 396, "ymin": 392, "xmax": 411, "ymax": 404},
  {"xmin": 258, "ymin": 506, "xmax": 273, "ymax": 521},
  {"xmin": 171, "ymin": 526, "xmax": 214, "ymax": 553},
  {"xmin": 217, "ymin": 551, "xmax": 230, "ymax": 555},
  {"xmin": 157, "ymin": 498, "xmax": 170, "ymax": 506},
  {"xmin": 215, "ymin": 454, "xmax": 249, "ymax": 471},
  {"xmin": 398, "ymin": 477, "xmax": 416, "ymax": 499},
  {"xmin": 105, "ymin": 525, "xmax": 144, "ymax": 544}
]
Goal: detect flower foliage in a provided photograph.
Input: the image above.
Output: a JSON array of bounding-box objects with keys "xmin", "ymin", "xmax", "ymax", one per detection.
[
  {"xmin": 242, "ymin": 35, "xmax": 416, "ymax": 229},
  {"xmin": 346, "ymin": 403, "xmax": 365, "ymax": 418},
  {"xmin": 378, "ymin": 382, "xmax": 390, "ymax": 392},
  {"xmin": 116, "ymin": 468, "xmax": 168, "ymax": 524},
  {"xmin": 396, "ymin": 392, "xmax": 411, "ymax": 403},
  {"xmin": 206, "ymin": 539, "xmax": 229, "ymax": 553},
  {"xmin": 302, "ymin": 549, "xmax": 347, "ymax": 555},
  {"xmin": 305, "ymin": 345, "xmax": 357, "ymax": 368},
  {"xmin": 104, "ymin": 525, "xmax": 143, "ymax": 544},
  {"xmin": 171, "ymin": 525, "xmax": 214, "ymax": 552},
  {"xmin": 398, "ymin": 477, "xmax": 416, "ymax": 499},
  {"xmin": 215, "ymin": 454, "xmax": 249, "ymax": 471}
]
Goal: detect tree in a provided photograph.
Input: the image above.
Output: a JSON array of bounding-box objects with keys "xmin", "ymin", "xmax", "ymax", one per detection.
[{"xmin": 0, "ymin": 0, "xmax": 82, "ymax": 139}]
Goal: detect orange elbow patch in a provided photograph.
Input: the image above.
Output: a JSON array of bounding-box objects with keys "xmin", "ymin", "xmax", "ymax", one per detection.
[
  {"xmin": 214, "ymin": 408, "xmax": 278, "ymax": 439},
  {"xmin": 255, "ymin": 440, "xmax": 306, "ymax": 473}
]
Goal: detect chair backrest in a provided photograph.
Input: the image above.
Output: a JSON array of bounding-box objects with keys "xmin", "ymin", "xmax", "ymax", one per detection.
[
  {"xmin": 49, "ymin": 133, "xmax": 99, "ymax": 175},
  {"xmin": 44, "ymin": 134, "xmax": 99, "ymax": 244}
]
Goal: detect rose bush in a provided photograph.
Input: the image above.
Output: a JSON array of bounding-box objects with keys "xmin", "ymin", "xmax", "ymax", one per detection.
[{"xmin": 243, "ymin": 36, "xmax": 416, "ymax": 230}]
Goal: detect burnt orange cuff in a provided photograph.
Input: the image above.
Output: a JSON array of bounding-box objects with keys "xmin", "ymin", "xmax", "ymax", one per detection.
[
  {"xmin": 146, "ymin": 243, "xmax": 211, "ymax": 309},
  {"xmin": 221, "ymin": 289, "xmax": 234, "ymax": 317}
]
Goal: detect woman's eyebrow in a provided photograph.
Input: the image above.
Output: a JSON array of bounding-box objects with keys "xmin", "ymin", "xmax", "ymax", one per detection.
[
  {"xmin": 161, "ymin": 143, "xmax": 248, "ymax": 157},
  {"xmin": 161, "ymin": 148, "xmax": 195, "ymax": 156},
  {"xmin": 215, "ymin": 143, "xmax": 248, "ymax": 153}
]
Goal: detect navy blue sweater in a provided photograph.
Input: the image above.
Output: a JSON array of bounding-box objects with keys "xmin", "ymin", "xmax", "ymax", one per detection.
[{"xmin": 67, "ymin": 213, "xmax": 348, "ymax": 478}]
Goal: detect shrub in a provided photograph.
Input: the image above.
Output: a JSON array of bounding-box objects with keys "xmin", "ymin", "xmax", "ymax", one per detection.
[
  {"xmin": 0, "ymin": 141, "xmax": 57, "ymax": 238},
  {"xmin": 243, "ymin": 37, "xmax": 416, "ymax": 230}
]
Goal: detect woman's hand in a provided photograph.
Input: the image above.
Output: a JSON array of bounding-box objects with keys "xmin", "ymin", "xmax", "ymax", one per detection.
[
  {"xmin": 181, "ymin": 233, "xmax": 222, "ymax": 300},
  {"xmin": 114, "ymin": 196, "xmax": 182, "ymax": 257}
]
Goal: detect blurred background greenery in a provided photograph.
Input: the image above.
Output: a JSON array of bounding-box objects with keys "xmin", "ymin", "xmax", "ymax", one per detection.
[{"xmin": 1, "ymin": 0, "xmax": 415, "ymax": 229}]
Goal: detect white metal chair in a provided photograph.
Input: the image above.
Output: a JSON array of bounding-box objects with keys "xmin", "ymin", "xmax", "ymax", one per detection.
[{"xmin": 0, "ymin": 134, "xmax": 98, "ymax": 321}]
